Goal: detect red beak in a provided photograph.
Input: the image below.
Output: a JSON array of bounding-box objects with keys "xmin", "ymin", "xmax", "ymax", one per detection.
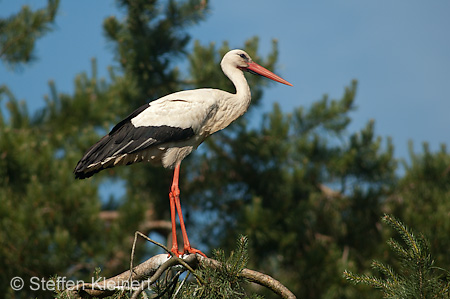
[{"xmin": 246, "ymin": 62, "xmax": 293, "ymax": 86}]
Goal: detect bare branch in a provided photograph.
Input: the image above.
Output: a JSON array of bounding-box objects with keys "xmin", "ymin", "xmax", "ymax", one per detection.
[
  {"xmin": 63, "ymin": 252, "xmax": 295, "ymax": 299},
  {"xmin": 63, "ymin": 254, "xmax": 172, "ymax": 298},
  {"xmin": 62, "ymin": 232, "xmax": 295, "ymax": 298},
  {"xmin": 198, "ymin": 256, "xmax": 297, "ymax": 299}
]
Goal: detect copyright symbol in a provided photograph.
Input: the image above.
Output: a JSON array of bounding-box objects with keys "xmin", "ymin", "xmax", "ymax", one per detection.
[{"xmin": 10, "ymin": 277, "xmax": 24, "ymax": 291}]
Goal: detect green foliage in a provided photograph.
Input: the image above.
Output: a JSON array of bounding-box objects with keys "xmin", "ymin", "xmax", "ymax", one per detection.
[
  {"xmin": 0, "ymin": 83, "xmax": 107, "ymax": 299},
  {"xmin": 186, "ymin": 79, "xmax": 396, "ymax": 298},
  {"xmin": 0, "ymin": 1, "xmax": 277, "ymax": 297},
  {"xmin": 0, "ymin": 1, "xmax": 214, "ymax": 296},
  {"xmin": 103, "ymin": 0, "xmax": 209, "ymax": 105},
  {"xmin": 387, "ymin": 142, "xmax": 450, "ymax": 268},
  {"xmin": 0, "ymin": 0, "xmax": 59, "ymax": 69},
  {"xmin": 177, "ymin": 236, "xmax": 261, "ymax": 299},
  {"xmin": 344, "ymin": 214, "xmax": 450, "ymax": 298},
  {"xmin": 1, "ymin": 0, "xmax": 450, "ymax": 298}
]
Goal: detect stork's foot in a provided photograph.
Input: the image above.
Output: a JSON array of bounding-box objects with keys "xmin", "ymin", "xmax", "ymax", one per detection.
[
  {"xmin": 184, "ymin": 246, "xmax": 207, "ymax": 257},
  {"xmin": 170, "ymin": 245, "xmax": 207, "ymax": 258},
  {"xmin": 170, "ymin": 248, "xmax": 184, "ymax": 258}
]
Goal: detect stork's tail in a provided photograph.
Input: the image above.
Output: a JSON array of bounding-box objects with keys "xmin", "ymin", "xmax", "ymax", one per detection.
[
  {"xmin": 74, "ymin": 133, "xmax": 154, "ymax": 179},
  {"xmin": 74, "ymin": 135, "xmax": 114, "ymax": 179}
]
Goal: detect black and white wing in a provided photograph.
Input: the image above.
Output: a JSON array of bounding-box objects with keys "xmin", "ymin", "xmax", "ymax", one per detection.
[{"xmin": 74, "ymin": 91, "xmax": 219, "ymax": 179}]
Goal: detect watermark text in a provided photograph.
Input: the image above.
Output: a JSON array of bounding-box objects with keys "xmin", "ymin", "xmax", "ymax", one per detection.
[{"xmin": 10, "ymin": 276, "xmax": 150, "ymax": 292}]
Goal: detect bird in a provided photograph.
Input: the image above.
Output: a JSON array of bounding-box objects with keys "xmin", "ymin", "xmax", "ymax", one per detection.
[{"xmin": 74, "ymin": 49, "xmax": 292, "ymax": 257}]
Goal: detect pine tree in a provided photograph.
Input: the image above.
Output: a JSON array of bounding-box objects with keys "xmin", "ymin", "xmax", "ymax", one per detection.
[
  {"xmin": 0, "ymin": 1, "xmax": 285, "ymax": 298},
  {"xmin": 344, "ymin": 214, "xmax": 450, "ymax": 298},
  {"xmin": 178, "ymin": 235, "xmax": 261, "ymax": 299},
  {"xmin": 0, "ymin": 0, "xmax": 211, "ymax": 297},
  {"xmin": 2, "ymin": 1, "xmax": 450, "ymax": 298},
  {"xmin": 184, "ymin": 75, "xmax": 397, "ymax": 297},
  {"xmin": 387, "ymin": 142, "xmax": 450, "ymax": 269},
  {"xmin": 0, "ymin": 0, "xmax": 59, "ymax": 69}
]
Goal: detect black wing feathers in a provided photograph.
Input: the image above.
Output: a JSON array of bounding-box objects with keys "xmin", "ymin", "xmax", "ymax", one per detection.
[
  {"xmin": 109, "ymin": 103, "xmax": 149, "ymax": 135},
  {"xmin": 74, "ymin": 104, "xmax": 195, "ymax": 179}
]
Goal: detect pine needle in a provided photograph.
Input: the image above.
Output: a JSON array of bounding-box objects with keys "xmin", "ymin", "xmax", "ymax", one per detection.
[{"xmin": 344, "ymin": 214, "xmax": 450, "ymax": 298}]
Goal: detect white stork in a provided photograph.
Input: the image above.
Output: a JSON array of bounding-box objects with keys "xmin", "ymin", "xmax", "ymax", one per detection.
[{"xmin": 74, "ymin": 49, "xmax": 292, "ymax": 257}]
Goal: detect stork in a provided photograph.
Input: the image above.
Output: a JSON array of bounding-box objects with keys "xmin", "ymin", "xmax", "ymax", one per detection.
[{"xmin": 74, "ymin": 49, "xmax": 292, "ymax": 257}]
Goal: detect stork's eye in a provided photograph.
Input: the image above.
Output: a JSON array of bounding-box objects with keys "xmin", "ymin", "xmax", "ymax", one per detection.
[{"xmin": 239, "ymin": 53, "xmax": 247, "ymax": 59}]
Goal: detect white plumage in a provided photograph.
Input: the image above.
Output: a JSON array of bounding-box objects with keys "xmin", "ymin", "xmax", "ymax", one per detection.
[{"xmin": 74, "ymin": 49, "xmax": 292, "ymax": 256}]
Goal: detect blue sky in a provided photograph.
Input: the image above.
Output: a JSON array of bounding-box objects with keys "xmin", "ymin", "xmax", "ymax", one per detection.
[{"xmin": 1, "ymin": 0, "xmax": 450, "ymax": 163}]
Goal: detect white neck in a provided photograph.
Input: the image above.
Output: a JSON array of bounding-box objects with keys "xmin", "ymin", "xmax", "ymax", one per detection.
[{"xmin": 221, "ymin": 62, "xmax": 252, "ymax": 115}]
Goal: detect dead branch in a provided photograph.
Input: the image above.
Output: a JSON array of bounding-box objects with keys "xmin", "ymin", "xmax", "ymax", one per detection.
[
  {"xmin": 62, "ymin": 232, "xmax": 295, "ymax": 299},
  {"xmin": 198, "ymin": 255, "xmax": 297, "ymax": 299},
  {"xmin": 318, "ymin": 183, "xmax": 341, "ymax": 199},
  {"xmin": 63, "ymin": 253, "xmax": 296, "ymax": 299}
]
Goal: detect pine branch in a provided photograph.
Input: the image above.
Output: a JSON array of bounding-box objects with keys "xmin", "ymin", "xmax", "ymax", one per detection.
[
  {"xmin": 382, "ymin": 214, "xmax": 421, "ymax": 257},
  {"xmin": 344, "ymin": 214, "xmax": 450, "ymax": 298},
  {"xmin": 343, "ymin": 270, "xmax": 386, "ymax": 289},
  {"xmin": 371, "ymin": 260, "xmax": 400, "ymax": 285},
  {"xmin": 0, "ymin": 0, "xmax": 60, "ymax": 68}
]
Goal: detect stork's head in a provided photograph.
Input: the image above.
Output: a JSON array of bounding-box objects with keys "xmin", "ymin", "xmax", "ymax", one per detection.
[{"xmin": 221, "ymin": 49, "xmax": 293, "ymax": 86}]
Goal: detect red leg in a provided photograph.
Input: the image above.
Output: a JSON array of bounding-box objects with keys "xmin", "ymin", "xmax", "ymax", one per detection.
[
  {"xmin": 170, "ymin": 163, "xmax": 207, "ymax": 257},
  {"xmin": 169, "ymin": 190, "xmax": 183, "ymax": 257}
]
